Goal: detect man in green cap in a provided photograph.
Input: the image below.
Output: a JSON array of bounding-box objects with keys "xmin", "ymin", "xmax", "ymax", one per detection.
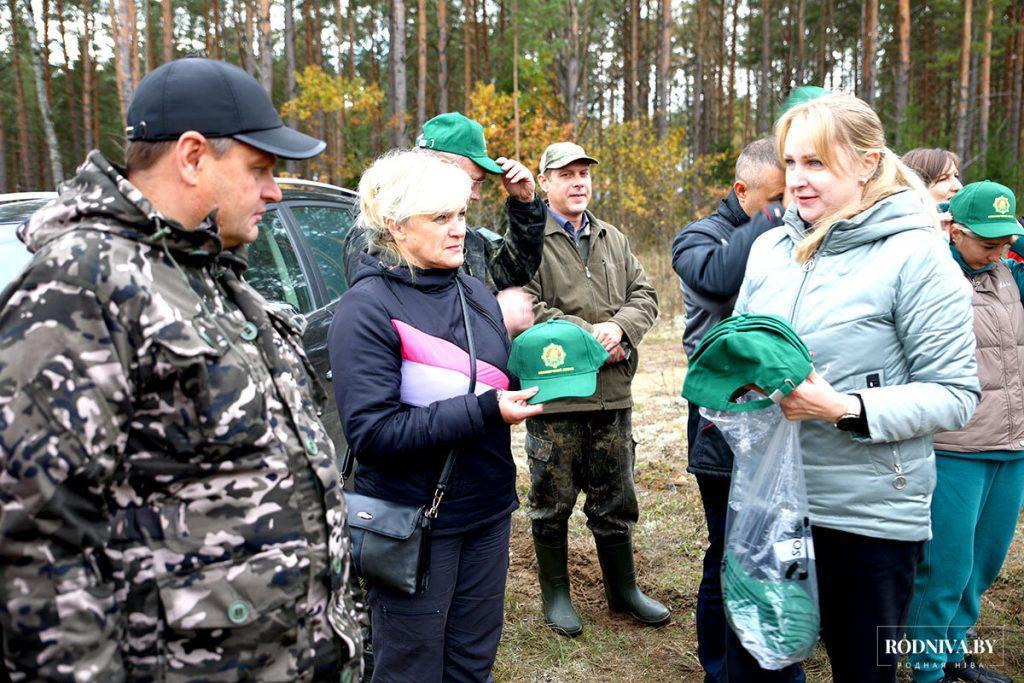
[
  {"xmin": 344, "ymin": 112, "xmax": 546, "ymax": 333},
  {"xmin": 521, "ymin": 141, "xmax": 666, "ymax": 637}
]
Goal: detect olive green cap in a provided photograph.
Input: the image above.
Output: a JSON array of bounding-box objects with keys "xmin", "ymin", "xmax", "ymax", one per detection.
[{"xmin": 538, "ymin": 142, "xmax": 599, "ymax": 175}]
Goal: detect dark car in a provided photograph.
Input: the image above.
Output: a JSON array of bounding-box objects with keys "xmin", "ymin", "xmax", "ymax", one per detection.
[
  {"xmin": 0, "ymin": 181, "xmax": 358, "ymax": 451},
  {"xmin": 248, "ymin": 179, "xmax": 358, "ymax": 451}
]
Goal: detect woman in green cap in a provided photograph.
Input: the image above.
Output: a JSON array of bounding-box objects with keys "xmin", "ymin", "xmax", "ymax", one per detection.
[
  {"xmin": 732, "ymin": 93, "xmax": 980, "ymax": 682},
  {"xmin": 904, "ymin": 181, "xmax": 1024, "ymax": 683}
]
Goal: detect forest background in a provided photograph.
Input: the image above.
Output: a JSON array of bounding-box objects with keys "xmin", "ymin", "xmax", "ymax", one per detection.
[{"xmin": 3, "ymin": 0, "xmax": 1024, "ymax": 263}]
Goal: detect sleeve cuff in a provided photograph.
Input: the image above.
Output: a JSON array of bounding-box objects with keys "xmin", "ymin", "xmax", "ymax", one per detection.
[{"xmin": 478, "ymin": 390, "xmax": 503, "ymax": 426}]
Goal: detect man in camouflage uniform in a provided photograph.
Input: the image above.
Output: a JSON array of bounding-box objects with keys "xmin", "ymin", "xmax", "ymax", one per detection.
[
  {"xmin": 343, "ymin": 112, "xmax": 546, "ymax": 302},
  {"xmin": 0, "ymin": 58, "xmax": 363, "ymax": 681},
  {"xmin": 523, "ymin": 142, "xmax": 668, "ymax": 638}
]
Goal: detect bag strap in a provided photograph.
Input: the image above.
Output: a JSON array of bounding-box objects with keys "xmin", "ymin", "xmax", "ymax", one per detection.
[{"xmin": 426, "ymin": 278, "xmax": 476, "ymax": 518}]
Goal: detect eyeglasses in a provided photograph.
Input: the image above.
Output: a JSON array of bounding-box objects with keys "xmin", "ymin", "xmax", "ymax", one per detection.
[{"xmin": 471, "ymin": 179, "xmax": 485, "ymax": 190}]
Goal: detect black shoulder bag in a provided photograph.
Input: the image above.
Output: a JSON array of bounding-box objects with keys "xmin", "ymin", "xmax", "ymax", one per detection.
[{"xmin": 341, "ymin": 279, "xmax": 478, "ymax": 595}]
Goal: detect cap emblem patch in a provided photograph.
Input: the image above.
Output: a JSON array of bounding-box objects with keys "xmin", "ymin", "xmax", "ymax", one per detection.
[{"xmin": 541, "ymin": 343, "xmax": 567, "ymax": 369}]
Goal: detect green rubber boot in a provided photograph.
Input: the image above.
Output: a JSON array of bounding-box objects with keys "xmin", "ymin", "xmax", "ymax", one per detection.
[
  {"xmin": 533, "ymin": 535, "xmax": 583, "ymax": 637},
  {"xmin": 594, "ymin": 534, "xmax": 670, "ymax": 626}
]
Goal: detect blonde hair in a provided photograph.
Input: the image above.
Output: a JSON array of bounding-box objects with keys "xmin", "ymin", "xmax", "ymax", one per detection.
[
  {"xmin": 357, "ymin": 149, "xmax": 472, "ymax": 267},
  {"xmin": 774, "ymin": 93, "xmax": 936, "ymax": 263}
]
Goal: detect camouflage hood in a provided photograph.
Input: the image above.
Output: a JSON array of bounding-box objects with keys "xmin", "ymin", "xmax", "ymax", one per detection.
[{"xmin": 19, "ymin": 149, "xmax": 222, "ymax": 260}]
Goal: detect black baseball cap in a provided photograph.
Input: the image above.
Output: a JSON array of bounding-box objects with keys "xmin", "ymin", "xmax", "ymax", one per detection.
[{"xmin": 125, "ymin": 57, "xmax": 325, "ymax": 160}]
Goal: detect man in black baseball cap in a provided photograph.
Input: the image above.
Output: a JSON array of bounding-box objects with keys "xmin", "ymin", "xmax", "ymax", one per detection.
[
  {"xmin": 121, "ymin": 57, "xmax": 326, "ymax": 251},
  {"xmin": 126, "ymin": 57, "xmax": 325, "ymax": 159},
  {"xmin": 0, "ymin": 58, "xmax": 364, "ymax": 680}
]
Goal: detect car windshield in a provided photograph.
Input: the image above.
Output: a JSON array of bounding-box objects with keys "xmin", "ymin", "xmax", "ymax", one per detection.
[{"xmin": 0, "ymin": 200, "xmax": 49, "ymax": 285}]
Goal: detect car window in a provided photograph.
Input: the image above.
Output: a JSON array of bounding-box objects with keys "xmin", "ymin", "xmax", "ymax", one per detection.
[
  {"xmin": 287, "ymin": 204, "xmax": 355, "ymax": 302},
  {"xmin": 247, "ymin": 210, "xmax": 315, "ymax": 313}
]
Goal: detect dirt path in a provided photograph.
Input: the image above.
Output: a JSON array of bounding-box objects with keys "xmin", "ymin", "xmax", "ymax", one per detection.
[{"xmin": 493, "ymin": 318, "xmax": 1024, "ymax": 682}]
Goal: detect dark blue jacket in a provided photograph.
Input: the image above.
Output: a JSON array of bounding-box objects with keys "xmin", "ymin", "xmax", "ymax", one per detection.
[
  {"xmin": 671, "ymin": 191, "xmax": 784, "ymax": 476},
  {"xmin": 328, "ymin": 255, "xmax": 518, "ymax": 534}
]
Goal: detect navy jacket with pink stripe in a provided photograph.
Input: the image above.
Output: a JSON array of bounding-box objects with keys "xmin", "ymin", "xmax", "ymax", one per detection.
[{"xmin": 329, "ymin": 255, "xmax": 518, "ymax": 533}]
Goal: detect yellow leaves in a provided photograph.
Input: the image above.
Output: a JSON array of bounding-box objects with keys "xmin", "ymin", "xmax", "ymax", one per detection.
[{"xmin": 282, "ymin": 66, "xmax": 384, "ymax": 125}]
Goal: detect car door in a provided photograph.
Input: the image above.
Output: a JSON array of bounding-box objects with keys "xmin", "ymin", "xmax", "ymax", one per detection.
[
  {"xmin": 272, "ymin": 200, "xmax": 358, "ymax": 458},
  {"xmin": 248, "ymin": 203, "xmax": 353, "ymax": 458}
]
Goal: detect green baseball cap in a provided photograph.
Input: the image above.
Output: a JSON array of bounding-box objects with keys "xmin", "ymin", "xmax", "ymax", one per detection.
[
  {"xmin": 949, "ymin": 180, "xmax": 1023, "ymax": 239},
  {"xmin": 723, "ymin": 551, "xmax": 820, "ymax": 662},
  {"xmin": 778, "ymin": 85, "xmax": 830, "ymax": 119},
  {"xmin": 682, "ymin": 314, "xmax": 813, "ymax": 412},
  {"xmin": 508, "ymin": 320, "xmax": 610, "ymax": 404},
  {"xmin": 538, "ymin": 142, "xmax": 599, "ymax": 175},
  {"xmin": 416, "ymin": 112, "xmax": 502, "ymax": 174}
]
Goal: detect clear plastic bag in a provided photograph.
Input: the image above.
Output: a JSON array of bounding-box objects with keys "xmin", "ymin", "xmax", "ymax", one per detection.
[{"xmin": 701, "ymin": 403, "xmax": 820, "ymax": 670}]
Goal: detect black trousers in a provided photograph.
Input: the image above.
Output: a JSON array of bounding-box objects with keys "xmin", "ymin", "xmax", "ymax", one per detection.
[
  {"xmin": 813, "ymin": 526, "xmax": 923, "ymax": 682},
  {"xmin": 367, "ymin": 516, "xmax": 511, "ymax": 683}
]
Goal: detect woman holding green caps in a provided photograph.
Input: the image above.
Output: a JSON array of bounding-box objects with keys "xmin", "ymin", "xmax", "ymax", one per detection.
[
  {"xmin": 905, "ymin": 181, "xmax": 1024, "ymax": 683},
  {"xmin": 732, "ymin": 93, "xmax": 980, "ymax": 682}
]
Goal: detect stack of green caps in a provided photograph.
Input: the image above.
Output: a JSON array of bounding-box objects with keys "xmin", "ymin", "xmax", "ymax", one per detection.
[
  {"xmin": 722, "ymin": 550, "xmax": 820, "ymax": 663},
  {"xmin": 682, "ymin": 314, "xmax": 813, "ymax": 412}
]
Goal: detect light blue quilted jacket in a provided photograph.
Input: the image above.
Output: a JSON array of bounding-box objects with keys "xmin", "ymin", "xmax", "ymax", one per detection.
[{"xmin": 734, "ymin": 190, "xmax": 980, "ymax": 541}]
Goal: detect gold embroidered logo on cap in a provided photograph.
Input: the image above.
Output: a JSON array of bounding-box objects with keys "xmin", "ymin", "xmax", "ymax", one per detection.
[{"xmin": 541, "ymin": 343, "xmax": 567, "ymax": 369}]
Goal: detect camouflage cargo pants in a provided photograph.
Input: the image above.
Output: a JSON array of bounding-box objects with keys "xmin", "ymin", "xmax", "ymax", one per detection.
[{"xmin": 525, "ymin": 408, "xmax": 639, "ymax": 539}]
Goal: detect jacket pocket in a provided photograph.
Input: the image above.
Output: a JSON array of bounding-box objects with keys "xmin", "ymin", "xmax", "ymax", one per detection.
[
  {"xmin": 156, "ymin": 545, "xmax": 307, "ymax": 677},
  {"xmin": 147, "ymin": 318, "xmax": 269, "ymax": 455}
]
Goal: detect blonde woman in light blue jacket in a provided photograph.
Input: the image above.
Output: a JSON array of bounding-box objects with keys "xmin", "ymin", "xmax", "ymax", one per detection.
[{"xmin": 730, "ymin": 94, "xmax": 980, "ymax": 682}]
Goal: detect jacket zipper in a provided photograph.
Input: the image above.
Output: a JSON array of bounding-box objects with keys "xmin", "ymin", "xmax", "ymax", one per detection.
[{"xmin": 787, "ymin": 254, "xmax": 818, "ymax": 325}]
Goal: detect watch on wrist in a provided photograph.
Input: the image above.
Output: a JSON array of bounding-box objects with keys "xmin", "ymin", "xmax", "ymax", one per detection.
[
  {"xmin": 835, "ymin": 395, "xmax": 862, "ymax": 432},
  {"xmin": 495, "ymin": 389, "xmax": 504, "ymax": 403}
]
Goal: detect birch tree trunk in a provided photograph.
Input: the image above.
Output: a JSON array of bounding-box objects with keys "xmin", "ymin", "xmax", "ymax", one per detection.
[
  {"xmin": 437, "ymin": 0, "xmax": 448, "ymax": 111},
  {"xmin": 18, "ymin": 0, "xmax": 64, "ymax": 184},
  {"xmin": 978, "ymin": 0, "xmax": 993, "ymax": 171},
  {"xmin": 42, "ymin": 0, "xmax": 51, "ymax": 102},
  {"xmin": 258, "ymin": 0, "xmax": 273, "ymax": 96},
  {"xmin": 956, "ymin": 0, "xmax": 974, "ymax": 163}
]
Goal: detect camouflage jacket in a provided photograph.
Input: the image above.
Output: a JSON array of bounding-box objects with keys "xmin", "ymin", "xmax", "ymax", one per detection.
[
  {"xmin": 342, "ymin": 196, "xmax": 547, "ymax": 293},
  {"xmin": 0, "ymin": 152, "xmax": 363, "ymax": 681}
]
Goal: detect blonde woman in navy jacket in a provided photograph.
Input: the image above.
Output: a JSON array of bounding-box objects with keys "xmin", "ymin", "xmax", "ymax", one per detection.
[{"xmin": 329, "ymin": 150, "xmax": 542, "ymax": 683}]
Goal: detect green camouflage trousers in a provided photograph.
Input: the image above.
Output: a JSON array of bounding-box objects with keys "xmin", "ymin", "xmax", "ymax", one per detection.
[{"xmin": 525, "ymin": 408, "xmax": 639, "ymax": 539}]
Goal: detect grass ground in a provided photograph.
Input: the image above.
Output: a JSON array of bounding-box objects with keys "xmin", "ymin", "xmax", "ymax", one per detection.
[{"xmin": 492, "ymin": 316, "xmax": 1024, "ymax": 682}]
